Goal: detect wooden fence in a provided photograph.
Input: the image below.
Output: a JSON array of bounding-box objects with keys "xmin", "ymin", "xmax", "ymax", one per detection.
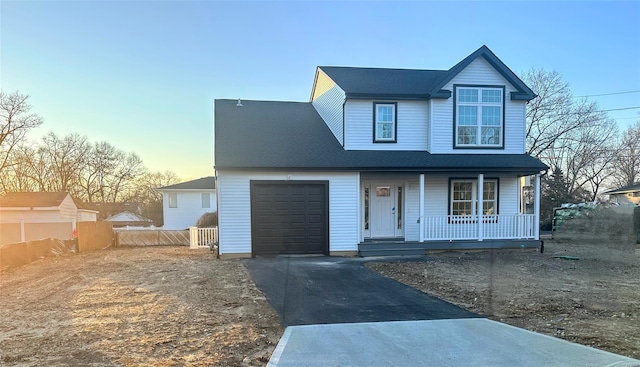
[
  {"xmin": 77, "ymin": 221, "xmax": 114, "ymax": 252},
  {"xmin": 114, "ymin": 229, "xmax": 190, "ymax": 246},
  {"xmin": 0, "ymin": 238, "xmax": 76, "ymax": 271}
]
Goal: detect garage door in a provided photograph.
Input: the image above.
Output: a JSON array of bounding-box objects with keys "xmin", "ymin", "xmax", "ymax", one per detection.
[{"xmin": 251, "ymin": 181, "xmax": 328, "ymax": 257}]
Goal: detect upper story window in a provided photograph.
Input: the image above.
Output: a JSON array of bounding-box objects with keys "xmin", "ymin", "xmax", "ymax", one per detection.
[
  {"xmin": 201, "ymin": 193, "xmax": 211, "ymax": 208},
  {"xmin": 455, "ymin": 86, "xmax": 504, "ymax": 148},
  {"xmin": 168, "ymin": 193, "xmax": 177, "ymax": 208},
  {"xmin": 373, "ymin": 102, "xmax": 397, "ymax": 143}
]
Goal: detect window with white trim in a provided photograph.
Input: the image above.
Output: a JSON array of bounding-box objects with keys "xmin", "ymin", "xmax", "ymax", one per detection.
[
  {"xmin": 168, "ymin": 193, "xmax": 177, "ymax": 208},
  {"xmin": 201, "ymin": 193, "xmax": 211, "ymax": 208},
  {"xmin": 374, "ymin": 102, "xmax": 396, "ymax": 142},
  {"xmin": 455, "ymin": 87, "xmax": 503, "ymax": 147},
  {"xmin": 450, "ymin": 179, "xmax": 497, "ymax": 216}
]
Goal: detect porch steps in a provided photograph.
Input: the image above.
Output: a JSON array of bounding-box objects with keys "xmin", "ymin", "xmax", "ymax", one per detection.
[
  {"xmin": 358, "ymin": 239, "xmax": 542, "ymax": 257},
  {"xmin": 358, "ymin": 242, "xmax": 427, "ymax": 257}
]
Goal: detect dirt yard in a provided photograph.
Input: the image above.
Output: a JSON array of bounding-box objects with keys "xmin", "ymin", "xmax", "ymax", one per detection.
[
  {"xmin": 368, "ymin": 239, "xmax": 640, "ymax": 359},
  {"xmin": 0, "ymin": 246, "xmax": 283, "ymax": 366}
]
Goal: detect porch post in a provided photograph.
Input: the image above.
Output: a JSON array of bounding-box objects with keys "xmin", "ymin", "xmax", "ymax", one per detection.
[
  {"xmin": 419, "ymin": 173, "xmax": 425, "ymax": 242},
  {"xmin": 534, "ymin": 173, "xmax": 541, "ymax": 240},
  {"xmin": 478, "ymin": 174, "xmax": 484, "ymax": 241}
]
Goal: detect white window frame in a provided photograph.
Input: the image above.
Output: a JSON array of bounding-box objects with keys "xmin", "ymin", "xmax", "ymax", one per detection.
[
  {"xmin": 455, "ymin": 86, "xmax": 504, "ymax": 148},
  {"xmin": 168, "ymin": 193, "xmax": 178, "ymax": 208},
  {"xmin": 373, "ymin": 102, "xmax": 397, "ymax": 142},
  {"xmin": 201, "ymin": 193, "xmax": 211, "ymax": 208},
  {"xmin": 450, "ymin": 179, "xmax": 497, "ymax": 216}
]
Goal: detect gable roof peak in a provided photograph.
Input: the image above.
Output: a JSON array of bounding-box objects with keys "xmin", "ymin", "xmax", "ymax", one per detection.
[{"xmin": 430, "ymin": 45, "xmax": 535, "ymax": 101}]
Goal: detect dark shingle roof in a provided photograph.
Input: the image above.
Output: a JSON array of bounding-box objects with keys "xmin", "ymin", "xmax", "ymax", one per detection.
[
  {"xmin": 0, "ymin": 192, "xmax": 70, "ymax": 208},
  {"xmin": 214, "ymin": 99, "xmax": 548, "ymax": 174},
  {"xmin": 157, "ymin": 176, "xmax": 216, "ymax": 190},
  {"xmin": 604, "ymin": 182, "xmax": 640, "ymax": 195},
  {"xmin": 319, "ymin": 67, "xmax": 447, "ymax": 99},
  {"xmin": 318, "ymin": 45, "xmax": 535, "ymax": 101}
]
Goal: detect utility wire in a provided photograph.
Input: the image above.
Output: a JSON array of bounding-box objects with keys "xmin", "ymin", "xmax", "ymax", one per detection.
[
  {"xmin": 601, "ymin": 106, "xmax": 640, "ymax": 112},
  {"xmin": 530, "ymin": 106, "xmax": 640, "ymax": 117},
  {"xmin": 574, "ymin": 90, "xmax": 640, "ymax": 98}
]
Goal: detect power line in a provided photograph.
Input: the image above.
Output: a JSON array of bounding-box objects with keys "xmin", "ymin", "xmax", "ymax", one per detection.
[
  {"xmin": 601, "ymin": 106, "xmax": 640, "ymax": 112},
  {"xmin": 574, "ymin": 90, "xmax": 640, "ymax": 98},
  {"xmin": 531, "ymin": 106, "xmax": 640, "ymax": 117}
]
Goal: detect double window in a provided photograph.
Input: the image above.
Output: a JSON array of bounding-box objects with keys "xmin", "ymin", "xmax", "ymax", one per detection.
[
  {"xmin": 450, "ymin": 179, "xmax": 497, "ymax": 216},
  {"xmin": 455, "ymin": 86, "xmax": 504, "ymax": 147},
  {"xmin": 373, "ymin": 102, "xmax": 397, "ymax": 142}
]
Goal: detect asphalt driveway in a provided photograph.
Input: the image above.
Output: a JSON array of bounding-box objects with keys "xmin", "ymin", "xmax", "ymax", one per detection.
[{"xmin": 243, "ymin": 256, "xmax": 479, "ymax": 326}]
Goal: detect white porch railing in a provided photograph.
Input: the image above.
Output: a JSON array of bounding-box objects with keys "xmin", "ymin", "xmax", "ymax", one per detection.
[
  {"xmin": 423, "ymin": 214, "xmax": 535, "ymax": 241},
  {"xmin": 189, "ymin": 227, "xmax": 218, "ymax": 249}
]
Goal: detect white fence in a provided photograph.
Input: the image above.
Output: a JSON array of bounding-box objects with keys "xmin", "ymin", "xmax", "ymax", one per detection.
[
  {"xmin": 189, "ymin": 227, "xmax": 218, "ymax": 249},
  {"xmin": 423, "ymin": 214, "xmax": 535, "ymax": 241}
]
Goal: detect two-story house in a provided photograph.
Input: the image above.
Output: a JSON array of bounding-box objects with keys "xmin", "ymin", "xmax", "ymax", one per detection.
[{"xmin": 214, "ymin": 45, "xmax": 548, "ymax": 258}]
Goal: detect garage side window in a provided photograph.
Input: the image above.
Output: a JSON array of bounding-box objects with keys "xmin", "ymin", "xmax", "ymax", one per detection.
[{"xmin": 168, "ymin": 193, "xmax": 178, "ymax": 208}]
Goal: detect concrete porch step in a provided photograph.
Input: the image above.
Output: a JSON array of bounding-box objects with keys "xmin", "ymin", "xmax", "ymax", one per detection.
[{"xmin": 359, "ymin": 248, "xmax": 426, "ymax": 257}]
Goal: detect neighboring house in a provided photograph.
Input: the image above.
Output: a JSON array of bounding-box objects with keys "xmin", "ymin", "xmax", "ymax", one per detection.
[
  {"xmin": 92, "ymin": 202, "xmax": 144, "ymax": 220},
  {"xmin": 214, "ymin": 45, "xmax": 548, "ymax": 258},
  {"xmin": 157, "ymin": 177, "xmax": 217, "ymax": 230},
  {"xmin": 0, "ymin": 192, "xmax": 98, "ymax": 246},
  {"xmin": 104, "ymin": 211, "xmax": 154, "ymax": 228},
  {"xmin": 604, "ymin": 183, "xmax": 640, "ymax": 207}
]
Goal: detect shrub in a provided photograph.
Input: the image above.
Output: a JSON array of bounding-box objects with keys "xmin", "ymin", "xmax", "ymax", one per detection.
[{"xmin": 196, "ymin": 211, "xmax": 218, "ymax": 228}]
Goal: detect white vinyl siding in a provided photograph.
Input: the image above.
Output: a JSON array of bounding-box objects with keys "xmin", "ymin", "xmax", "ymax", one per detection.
[
  {"xmin": 58, "ymin": 195, "xmax": 78, "ymax": 219},
  {"xmin": 344, "ymin": 100, "xmax": 429, "ymax": 150},
  {"xmin": 404, "ymin": 180, "xmax": 420, "ymax": 242},
  {"xmin": 312, "ymin": 70, "xmax": 346, "ymax": 145},
  {"xmin": 217, "ymin": 170, "xmax": 359, "ymax": 255},
  {"xmin": 430, "ymin": 57, "xmax": 526, "ymax": 154},
  {"xmin": 161, "ymin": 190, "xmax": 217, "ymax": 230},
  {"xmin": 498, "ymin": 177, "xmax": 520, "ymax": 214}
]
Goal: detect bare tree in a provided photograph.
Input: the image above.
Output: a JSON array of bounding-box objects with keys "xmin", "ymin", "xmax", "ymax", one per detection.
[
  {"xmin": 524, "ymin": 68, "xmax": 621, "ymax": 201},
  {"xmin": 612, "ymin": 119, "xmax": 640, "ymax": 188},
  {"xmin": 0, "ymin": 91, "xmax": 43, "ymax": 174},
  {"xmin": 524, "ymin": 69, "xmax": 579, "ymax": 158},
  {"xmin": 128, "ymin": 171, "xmax": 181, "ymax": 225},
  {"xmin": 40, "ymin": 132, "xmax": 90, "ymax": 194}
]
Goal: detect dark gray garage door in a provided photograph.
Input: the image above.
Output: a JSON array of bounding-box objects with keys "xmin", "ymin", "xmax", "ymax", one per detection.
[{"xmin": 250, "ymin": 181, "xmax": 329, "ymax": 257}]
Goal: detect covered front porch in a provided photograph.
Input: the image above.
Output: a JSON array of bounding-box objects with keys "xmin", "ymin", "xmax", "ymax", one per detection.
[{"xmin": 358, "ymin": 172, "xmax": 542, "ymax": 256}]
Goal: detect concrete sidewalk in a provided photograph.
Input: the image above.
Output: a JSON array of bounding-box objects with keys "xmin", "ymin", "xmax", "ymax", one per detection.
[{"xmin": 268, "ymin": 318, "xmax": 640, "ymax": 366}]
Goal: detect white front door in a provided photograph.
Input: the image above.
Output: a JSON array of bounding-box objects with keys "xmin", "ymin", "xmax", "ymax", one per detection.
[{"xmin": 370, "ymin": 184, "xmax": 396, "ymax": 238}]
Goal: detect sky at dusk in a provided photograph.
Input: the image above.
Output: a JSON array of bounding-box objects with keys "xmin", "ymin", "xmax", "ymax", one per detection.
[{"xmin": 2, "ymin": 1, "xmax": 639, "ymax": 180}]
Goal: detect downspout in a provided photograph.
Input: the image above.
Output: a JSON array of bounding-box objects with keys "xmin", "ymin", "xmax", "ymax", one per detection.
[
  {"xmin": 478, "ymin": 174, "xmax": 484, "ymax": 242},
  {"xmin": 534, "ymin": 172, "xmax": 542, "ymax": 241},
  {"xmin": 419, "ymin": 174, "xmax": 425, "ymax": 242}
]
